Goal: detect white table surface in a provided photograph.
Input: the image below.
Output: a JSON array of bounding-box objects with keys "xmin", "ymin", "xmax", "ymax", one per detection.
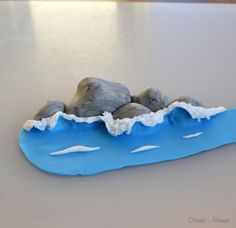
[{"xmin": 0, "ymin": 2, "xmax": 236, "ymax": 228}]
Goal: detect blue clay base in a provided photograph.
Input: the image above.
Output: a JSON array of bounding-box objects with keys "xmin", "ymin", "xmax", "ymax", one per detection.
[{"xmin": 19, "ymin": 108, "xmax": 236, "ymax": 176}]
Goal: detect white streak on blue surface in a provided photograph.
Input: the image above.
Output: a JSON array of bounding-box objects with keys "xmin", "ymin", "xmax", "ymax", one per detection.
[
  {"xmin": 130, "ymin": 145, "xmax": 160, "ymax": 153},
  {"xmin": 183, "ymin": 132, "xmax": 203, "ymax": 139},
  {"xmin": 49, "ymin": 145, "xmax": 100, "ymax": 155}
]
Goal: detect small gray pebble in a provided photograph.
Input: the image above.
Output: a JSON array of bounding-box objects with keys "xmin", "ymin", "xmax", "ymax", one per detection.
[
  {"xmin": 112, "ymin": 103, "xmax": 152, "ymax": 120},
  {"xmin": 66, "ymin": 77, "xmax": 131, "ymax": 117},
  {"xmin": 131, "ymin": 88, "xmax": 169, "ymax": 112},
  {"xmin": 34, "ymin": 100, "xmax": 65, "ymax": 120},
  {"xmin": 170, "ymin": 95, "xmax": 204, "ymax": 107}
]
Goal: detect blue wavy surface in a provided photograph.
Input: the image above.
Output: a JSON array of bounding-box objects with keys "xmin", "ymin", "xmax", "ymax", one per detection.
[{"xmin": 19, "ymin": 107, "xmax": 236, "ymax": 175}]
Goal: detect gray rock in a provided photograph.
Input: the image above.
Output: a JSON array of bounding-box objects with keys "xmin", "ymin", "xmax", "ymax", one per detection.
[
  {"xmin": 34, "ymin": 100, "xmax": 65, "ymax": 120},
  {"xmin": 170, "ymin": 95, "xmax": 204, "ymax": 107},
  {"xmin": 112, "ymin": 103, "xmax": 152, "ymax": 120},
  {"xmin": 66, "ymin": 77, "xmax": 131, "ymax": 117},
  {"xmin": 131, "ymin": 88, "xmax": 169, "ymax": 112}
]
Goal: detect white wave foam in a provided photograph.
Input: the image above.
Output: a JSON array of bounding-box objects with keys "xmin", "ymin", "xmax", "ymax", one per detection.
[
  {"xmin": 183, "ymin": 132, "xmax": 203, "ymax": 139},
  {"xmin": 23, "ymin": 102, "xmax": 226, "ymax": 137},
  {"xmin": 49, "ymin": 145, "xmax": 100, "ymax": 155},
  {"xmin": 130, "ymin": 145, "xmax": 160, "ymax": 153}
]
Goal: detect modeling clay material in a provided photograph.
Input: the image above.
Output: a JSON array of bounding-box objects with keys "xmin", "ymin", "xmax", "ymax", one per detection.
[
  {"xmin": 182, "ymin": 132, "xmax": 203, "ymax": 139},
  {"xmin": 49, "ymin": 146, "xmax": 100, "ymax": 156},
  {"xmin": 19, "ymin": 102, "xmax": 236, "ymax": 176},
  {"xmin": 130, "ymin": 145, "xmax": 160, "ymax": 153}
]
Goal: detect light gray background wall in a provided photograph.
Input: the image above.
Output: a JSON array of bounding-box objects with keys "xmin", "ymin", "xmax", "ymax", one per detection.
[{"xmin": 0, "ymin": 2, "xmax": 235, "ymax": 228}]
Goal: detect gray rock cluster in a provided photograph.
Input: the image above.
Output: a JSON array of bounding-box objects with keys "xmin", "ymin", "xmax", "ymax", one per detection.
[
  {"xmin": 131, "ymin": 88, "xmax": 170, "ymax": 112},
  {"xmin": 33, "ymin": 77, "xmax": 204, "ymax": 120},
  {"xmin": 34, "ymin": 100, "xmax": 65, "ymax": 121},
  {"xmin": 113, "ymin": 103, "xmax": 152, "ymax": 120},
  {"xmin": 171, "ymin": 95, "xmax": 204, "ymax": 107},
  {"xmin": 66, "ymin": 77, "xmax": 131, "ymax": 117}
]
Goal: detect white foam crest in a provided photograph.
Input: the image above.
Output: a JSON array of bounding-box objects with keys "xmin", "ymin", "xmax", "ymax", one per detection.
[{"xmin": 23, "ymin": 102, "xmax": 226, "ymax": 137}]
